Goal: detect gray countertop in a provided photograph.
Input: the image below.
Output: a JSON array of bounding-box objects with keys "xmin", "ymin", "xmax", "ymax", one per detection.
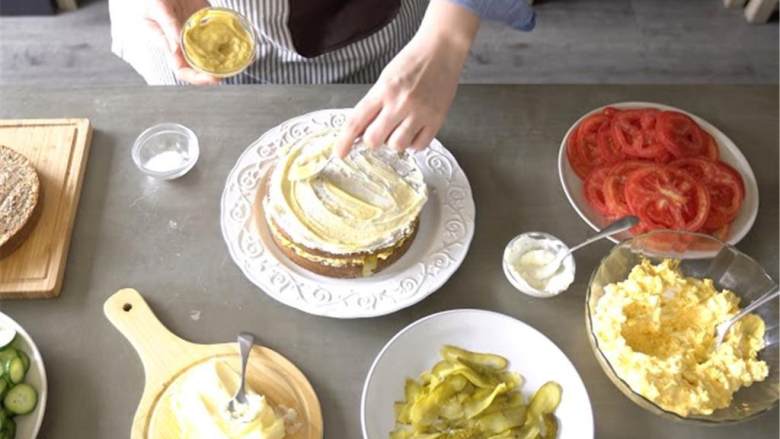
[{"xmin": 0, "ymin": 85, "xmax": 777, "ymax": 438}]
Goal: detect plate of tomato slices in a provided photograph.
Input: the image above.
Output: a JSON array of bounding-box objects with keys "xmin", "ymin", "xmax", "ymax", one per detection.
[{"xmin": 558, "ymin": 102, "xmax": 758, "ymax": 244}]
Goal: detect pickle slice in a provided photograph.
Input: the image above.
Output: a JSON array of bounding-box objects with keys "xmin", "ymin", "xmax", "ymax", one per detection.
[
  {"xmin": 389, "ymin": 346, "xmax": 563, "ymax": 439},
  {"xmin": 441, "ymin": 345, "xmax": 509, "ymax": 370},
  {"xmin": 541, "ymin": 414, "xmax": 559, "ymax": 439},
  {"xmin": 528, "ymin": 382, "xmax": 562, "ymax": 415}
]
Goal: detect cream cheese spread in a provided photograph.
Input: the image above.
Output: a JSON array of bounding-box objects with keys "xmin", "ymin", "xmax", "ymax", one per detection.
[
  {"xmin": 153, "ymin": 359, "xmax": 291, "ymax": 439},
  {"xmin": 503, "ymin": 234, "xmax": 575, "ymax": 297},
  {"xmin": 264, "ymin": 129, "xmax": 427, "ymax": 255}
]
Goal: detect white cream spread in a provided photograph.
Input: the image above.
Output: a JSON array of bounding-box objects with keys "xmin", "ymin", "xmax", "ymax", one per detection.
[
  {"xmin": 264, "ymin": 129, "xmax": 427, "ymax": 255},
  {"xmin": 503, "ymin": 234, "xmax": 575, "ymax": 297},
  {"xmin": 161, "ymin": 359, "xmax": 290, "ymax": 439}
]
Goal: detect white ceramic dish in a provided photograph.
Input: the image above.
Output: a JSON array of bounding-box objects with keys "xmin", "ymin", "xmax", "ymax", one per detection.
[
  {"xmin": 502, "ymin": 231, "xmax": 576, "ymax": 298},
  {"xmin": 221, "ymin": 109, "xmax": 475, "ymax": 318},
  {"xmin": 557, "ymin": 101, "xmax": 759, "ymax": 245},
  {"xmin": 361, "ymin": 309, "xmax": 593, "ymax": 439},
  {"xmin": 0, "ymin": 312, "xmax": 47, "ymax": 439}
]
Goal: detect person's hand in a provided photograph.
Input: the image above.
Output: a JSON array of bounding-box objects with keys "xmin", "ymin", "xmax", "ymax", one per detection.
[
  {"xmin": 142, "ymin": 0, "xmax": 220, "ymax": 85},
  {"xmin": 334, "ymin": 0, "xmax": 479, "ymax": 157}
]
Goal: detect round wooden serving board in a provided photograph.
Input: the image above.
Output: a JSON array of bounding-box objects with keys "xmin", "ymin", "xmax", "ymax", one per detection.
[{"xmin": 104, "ymin": 288, "xmax": 323, "ymax": 439}]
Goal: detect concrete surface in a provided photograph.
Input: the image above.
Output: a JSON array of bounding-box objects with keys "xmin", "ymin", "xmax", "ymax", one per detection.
[{"xmin": 0, "ymin": 84, "xmax": 777, "ymax": 438}]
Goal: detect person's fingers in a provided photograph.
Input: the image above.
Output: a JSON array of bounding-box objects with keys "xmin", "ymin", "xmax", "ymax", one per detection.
[
  {"xmin": 144, "ymin": 18, "xmax": 204, "ymax": 85},
  {"xmin": 410, "ymin": 126, "xmax": 434, "ymax": 151},
  {"xmin": 362, "ymin": 107, "xmax": 405, "ymax": 150},
  {"xmin": 387, "ymin": 117, "xmax": 421, "ymax": 152},
  {"xmin": 165, "ymin": 41, "xmax": 219, "ymax": 85},
  {"xmin": 174, "ymin": 66, "xmax": 221, "ymax": 85},
  {"xmin": 148, "ymin": 0, "xmax": 184, "ymax": 54},
  {"xmin": 141, "ymin": 18, "xmax": 169, "ymax": 51},
  {"xmin": 334, "ymin": 95, "xmax": 382, "ymax": 158}
]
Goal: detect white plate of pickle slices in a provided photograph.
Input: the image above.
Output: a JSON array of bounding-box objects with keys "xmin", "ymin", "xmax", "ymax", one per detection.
[{"xmin": 361, "ymin": 309, "xmax": 593, "ymax": 439}]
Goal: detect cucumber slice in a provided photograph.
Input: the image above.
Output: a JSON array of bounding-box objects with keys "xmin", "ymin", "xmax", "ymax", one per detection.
[
  {"xmin": 2, "ymin": 417, "xmax": 14, "ymax": 439},
  {"xmin": 15, "ymin": 351, "xmax": 28, "ymax": 374},
  {"xmin": 0, "ymin": 350, "xmax": 16, "ymax": 374},
  {"xmin": 0, "ymin": 330, "xmax": 13, "ymax": 350},
  {"xmin": 5, "ymin": 360, "xmax": 23, "ymax": 385},
  {"xmin": 3, "ymin": 384, "xmax": 37, "ymax": 415},
  {"xmin": 0, "ymin": 379, "xmax": 9, "ymax": 396}
]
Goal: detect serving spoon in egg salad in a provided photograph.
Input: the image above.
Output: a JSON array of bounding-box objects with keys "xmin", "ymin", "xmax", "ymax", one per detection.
[{"xmin": 715, "ymin": 286, "xmax": 779, "ymax": 345}]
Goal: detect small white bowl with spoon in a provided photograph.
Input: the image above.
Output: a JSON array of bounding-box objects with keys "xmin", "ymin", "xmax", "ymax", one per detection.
[{"xmin": 503, "ymin": 216, "xmax": 639, "ymax": 298}]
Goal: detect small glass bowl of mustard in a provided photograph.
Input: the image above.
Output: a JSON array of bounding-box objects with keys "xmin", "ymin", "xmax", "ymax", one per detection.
[{"xmin": 180, "ymin": 7, "xmax": 257, "ymax": 78}]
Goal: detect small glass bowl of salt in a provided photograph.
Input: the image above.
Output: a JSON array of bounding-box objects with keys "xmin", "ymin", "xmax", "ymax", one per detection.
[{"xmin": 132, "ymin": 123, "xmax": 199, "ymax": 180}]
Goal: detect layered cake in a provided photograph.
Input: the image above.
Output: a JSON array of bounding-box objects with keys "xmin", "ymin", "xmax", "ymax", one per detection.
[
  {"xmin": 0, "ymin": 144, "xmax": 41, "ymax": 258},
  {"xmin": 263, "ymin": 129, "xmax": 428, "ymax": 278}
]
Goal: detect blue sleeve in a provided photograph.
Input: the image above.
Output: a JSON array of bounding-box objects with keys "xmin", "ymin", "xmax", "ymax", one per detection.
[{"xmin": 448, "ymin": 0, "xmax": 536, "ymax": 31}]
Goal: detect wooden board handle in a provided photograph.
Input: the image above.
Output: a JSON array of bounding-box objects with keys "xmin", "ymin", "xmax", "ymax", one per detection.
[{"xmin": 104, "ymin": 288, "xmax": 194, "ymax": 383}]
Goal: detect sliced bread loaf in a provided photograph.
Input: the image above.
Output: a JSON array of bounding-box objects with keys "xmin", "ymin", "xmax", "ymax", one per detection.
[{"xmin": 0, "ymin": 144, "xmax": 41, "ymax": 258}]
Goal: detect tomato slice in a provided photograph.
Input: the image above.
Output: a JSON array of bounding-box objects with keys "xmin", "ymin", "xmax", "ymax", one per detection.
[
  {"xmin": 602, "ymin": 107, "xmax": 620, "ymax": 118},
  {"xmin": 567, "ymin": 113, "xmax": 612, "ymax": 179},
  {"xmin": 640, "ymin": 110, "xmax": 675, "ymax": 163},
  {"xmin": 625, "ymin": 166, "xmax": 710, "ymax": 231},
  {"xmin": 584, "ymin": 165, "xmax": 613, "ymax": 217},
  {"xmin": 611, "ymin": 110, "xmax": 667, "ymax": 159},
  {"xmin": 707, "ymin": 223, "xmax": 730, "ymax": 241},
  {"xmin": 668, "ymin": 157, "xmax": 716, "ymax": 180},
  {"xmin": 642, "ymin": 229, "xmax": 698, "ymax": 253},
  {"xmin": 597, "ymin": 121, "xmax": 625, "ymax": 164},
  {"xmin": 669, "ymin": 158, "xmax": 744, "ymax": 231},
  {"xmin": 657, "ymin": 111, "xmax": 708, "ymax": 158},
  {"xmin": 701, "ymin": 130, "xmax": 720, "ymax": 161},
  {"xmin": 705, "ymin": 161, "xmax": 744, "ymax": 228},
  {"xmin": 602, "ymin": 161, "xmax": 651, "ymax": 217},
  {"xmin": 566, "ymin": 124, "xmax": 584, "ymax": 177}
]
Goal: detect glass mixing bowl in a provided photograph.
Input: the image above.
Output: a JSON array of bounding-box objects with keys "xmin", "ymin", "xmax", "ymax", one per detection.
[{"xmin": 586, "ymin": 229, "xmax": 778, "ymax": 424}]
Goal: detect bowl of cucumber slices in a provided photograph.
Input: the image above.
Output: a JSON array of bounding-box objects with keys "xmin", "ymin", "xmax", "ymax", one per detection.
[{"xmin": 0, "ymin": 312, "xmax": 45, "ymax": 439}]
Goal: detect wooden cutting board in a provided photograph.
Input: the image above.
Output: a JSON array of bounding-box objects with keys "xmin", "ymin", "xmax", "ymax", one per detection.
[
  {"xmin": 0, "ymin": 118, "xmax": 92, "ymax": 299},
  {"xmin": 104, "ymin": 288, "xmax": 323, "ymax": 439}
]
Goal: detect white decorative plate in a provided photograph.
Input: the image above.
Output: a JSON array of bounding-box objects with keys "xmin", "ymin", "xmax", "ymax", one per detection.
[
  {"xmin": 558, "ymin": 102, "xmax": 759, "ymax": 245},
  {"xmin": 0, "ymin": 311, "xmax": 47, "ymax": 439},
  {"xmin": 361, "ymin": 309, "xmax": 594, "ymax": 439},
  {"xmin": 221, "ymin": 109, "xmax": 475, "ymax": 318}
]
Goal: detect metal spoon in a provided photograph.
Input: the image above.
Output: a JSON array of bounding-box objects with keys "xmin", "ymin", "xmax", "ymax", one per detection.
[
  {"xmin": 226, "ymin": 332, "xmax": 255, "ymax": 418},
  {"xmin": 715, "ymin": 287, "xmax": 778, "ymax": 345},
  {"xmin": 533, "ymin": 216, "xmax": 639, "ymax": 279}
]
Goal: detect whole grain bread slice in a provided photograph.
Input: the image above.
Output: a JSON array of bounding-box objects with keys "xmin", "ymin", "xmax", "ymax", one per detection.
[{"xmin": 0, "ymin": 144, "xmax": 41, "ymax": 258}]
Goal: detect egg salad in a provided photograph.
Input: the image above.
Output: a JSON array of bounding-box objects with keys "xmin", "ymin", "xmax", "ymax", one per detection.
[{"xmin": 592, "ymin": 259, "xmax": 768, "ymax": 417}]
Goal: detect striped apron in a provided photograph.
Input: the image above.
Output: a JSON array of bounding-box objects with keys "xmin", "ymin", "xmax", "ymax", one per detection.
[{"xmin": 109, "ymin": 0, "xmax": 428, "ymax": 85}]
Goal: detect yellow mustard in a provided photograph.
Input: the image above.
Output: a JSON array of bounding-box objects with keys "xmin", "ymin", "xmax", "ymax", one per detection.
[{"xmin": 182, "ymin": 8, "xmax": 255, "ymax": 76}]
